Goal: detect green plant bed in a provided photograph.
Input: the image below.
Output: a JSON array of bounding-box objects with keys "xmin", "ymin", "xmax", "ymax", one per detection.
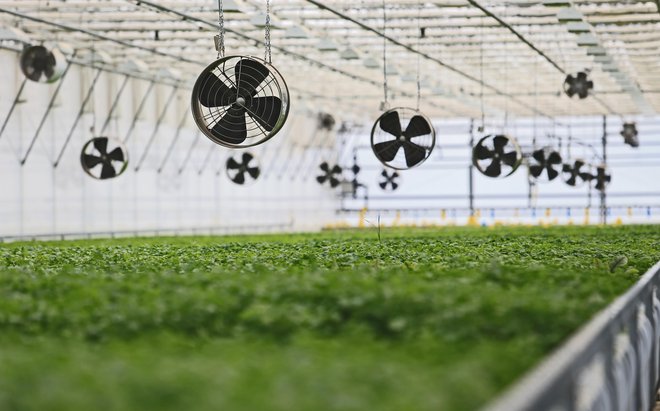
[{"xmin": 0, "ymin": 225, "xmax": 658, "ymax": 411}]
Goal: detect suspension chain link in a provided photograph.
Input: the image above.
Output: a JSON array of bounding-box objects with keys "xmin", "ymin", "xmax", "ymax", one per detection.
[
  {"xmin": 265, "ymin": 0, "xmax": 272, "ymax": 63},
  {"xmin": 215, "ymin": 0, "xmax": 225, "ymax": 58}
]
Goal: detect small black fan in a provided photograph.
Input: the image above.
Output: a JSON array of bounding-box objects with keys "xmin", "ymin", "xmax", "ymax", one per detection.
[
  {"xmin": 592, "ymin": 165, "xmax": 611, "ymax": 192},
  {"xmin": 80, "ymin": 137, "xmax": 128, "ymax": 180},
  {"xmin": 620, "ymin": 123, "xmax": 639, "ymax": 148},
  {"xmin": 20, "ymin": 45, "xmax": 66, "ymax": 83},
  {"xmin": 318, "ymin": 113, "xmax": 336, "ymax": 131},
  {"xmin": 528, "ymin": 147, "xmax": 563, "ymax": 182},
  {"xmin": 561, "ymin": 159, "xmax": 592, "ymax": 187},
  {"xmin": 472, "ymin": 134, "xmax": 522, "ymax": 178},
  {"xmin": 317, "ymin": 162, "xmax": 342, "ymax": 188},
  {"xmin": 226, "ymin": 152, "xmax": 260, "ymax": 185},
  {"xmin": 191, "ymin": 56, "xmax": 289, "ymax": 148},
  {"xmin": 371, "ymin": 108, "xmax": 435, "ymax": 170},
  {"xmin": 379, "ymin": 169, "xmax": 400, "ymax": 191},
  {"xmin": 564, "ymin": 72, "xmax": 593, "ymax": 99}
]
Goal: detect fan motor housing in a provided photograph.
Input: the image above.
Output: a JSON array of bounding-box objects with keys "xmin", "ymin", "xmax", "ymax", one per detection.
[{"xmin": 191, "ymin": 55, "xmax": 290, "ymax": 149}]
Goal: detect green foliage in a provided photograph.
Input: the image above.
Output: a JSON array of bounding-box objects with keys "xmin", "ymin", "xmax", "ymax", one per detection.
[{"xmin": 0, "ymin": 225, "xmax": 658, "ymax": 411}]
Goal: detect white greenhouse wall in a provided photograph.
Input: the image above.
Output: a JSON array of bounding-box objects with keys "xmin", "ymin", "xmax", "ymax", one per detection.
[{"xmin": 0, "ymin": 49, "xmax": 341, "ymax": 239}]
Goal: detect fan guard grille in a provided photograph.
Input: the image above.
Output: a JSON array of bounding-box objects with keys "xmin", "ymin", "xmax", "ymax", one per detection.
[
  {"xmin": 191, "ymin": 55, "xmax": 289, "ymax": 149},
  {"xmin": 370, "ymin": 107, "xmax": 435, "ymax": 170}
]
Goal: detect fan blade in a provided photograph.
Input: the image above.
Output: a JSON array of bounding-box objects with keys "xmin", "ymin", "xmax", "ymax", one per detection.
[
  {"xmin": 107, "ymin": 147, "xmax": 125, "ymax": 162},
  {"xmin": 233, "ymin": 172, "xmax": 246, "ymax": 185},
  {"xmin": 529, "ymin": 165, "xmax": 544, "ymax": 178},
  {"xmin": 493, "ymin": 136, "xmax": 509, "ymax": 151},
  {"xmin": 580, "ymin": 172, "xmax": 593, "ymax": 181},
  {"xmin": 197, "ymin": 71, "xmax": 236, "ymax": 107},
  {"xmin": 331, "ymin": 165, "xmax": 342, "ymax": 175},
  {"xmin": 93, "ymin": 138, "xmax": 108, "ymax": 155},
  {"xmin": 391, "ymin": 182, "xmax": 399, "ymax": 191},
  {"xmin": 82, "ymin": 154, "xmax": 103, "ymax": 169},
  {"xmin": 320, "ymin": 162, "xmax": 329, "ymax": 172},
  {"xmin": 578, "ymin": 88, "xmax": 589, "ymax": 99},
  {"xmin": 246, "ymin": 166, "xmax": 260, "ymax": 179},
  {"xmin": 379, "ymin": 111, "xmax": 402, "ymax": 138},
  {"xmin": 316, "ymin": 175, "xmax": 327, "ymax": 184},
  {"xmin": 227, "ymin": 157, "xmax": 241, "ymax": 169},
  {"xmin": 532, "ymin": 149, "xmax": 545, "ymax": 163},
  {"xmin": 373, "ymin": 140, "xmax": 402, "ymax": 162},
  {"xmin": 577, "ymin": 72, "xmax": 587, "ymax": 81},
  {"xmin": 235, "ymin": 59, "xmax": 270, "ymax": 98},
  {"xmin": 548, "ymin": 152, "xmax": 562, "ymax": 164},
  {"xmin": 566, "ymin": 86, "xmax": 576, "ymax": 98},
  {"xmin": 381, "ymin": 170, "xmax": 388, "ymax": 178},
  {"xmin": 586, "ymin": 81, "xmax": 593, "ymax": 90},
  {"xmin": 242, "ymin": 152, "xmax": 254, "ymax": 165},
  {"xmin": 329, "ymin": 177, "xmax": 341, "ymax": 188},
  {"xmin": 211, "ymin": 105, "xmax": 247, "ymax": 145},
  {"xmin": 547, "ymin": 167, "xmax": 559, "ymax": 181},
  {"xmin": 246, "ymin": 96, "xmax": 282, "ymax": 132},
  {"xmin": 403, "ymin": 115, "xmax": 431, "ymax": 139},
  {"xmin": 501, "ymin": 151, "xmax": 519, "ymax": 167},
  {"xmin": 403, "ymin": 142, "xmax": 427, "ymax": 168},
  {"xmin": 562, "ymin": 164, "xmax": 571, "ymax": 172},
  {"xmin": 100, "ymin": 163, "xmax": 117, "ymax": 179},
  {"xmin": 566, "ymin": 175, "xmax": 577, "ymax": 186},
  {"xmin": 484, "ymin": 160, "xmax": 502, "ymax": 177},
  {"xmin": 474, "ymin": 144, "xmax": 493, "ymax": 160},
  {"xmin": 574, "ymin": 160, "xmax": 585, "ymax": 169},
  {"xmin": 379, "ymin": 181, "xmax": 388, "ymax": 190}
]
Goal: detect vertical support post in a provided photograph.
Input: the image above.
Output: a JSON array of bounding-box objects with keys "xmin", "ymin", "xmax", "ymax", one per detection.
[
  {"xmin": 600, "ymin": 115, "xmax": 608, "ymax": 225},
  {"xmin": 468, "ymin": 118, "xmax": 475, "ymax": 217}
]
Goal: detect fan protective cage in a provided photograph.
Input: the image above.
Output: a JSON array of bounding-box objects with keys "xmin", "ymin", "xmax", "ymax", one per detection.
[
  {"xmin": 80, "ymin": 137, "xmax": 129, "ymax": 180},
  {"xmin": 20, "ymin": 45, "xmax": 67, "ymax": 84},
  {"xmin": 370, "ymin": 107, "xmax": 436, "ymax": 170},
  {"xmin": 472, "ymin": 134, "xmax": 522, "ymax": 178},
  {"xmin": 191, "ymin": 55, "xmax": 290, "ymax": 149}
]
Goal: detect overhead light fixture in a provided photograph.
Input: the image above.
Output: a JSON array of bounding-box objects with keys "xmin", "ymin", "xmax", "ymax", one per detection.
[
  {"xmin": 316, "ymin": 38, "xmax": 338, "ymax": 52},
  {"xmin": 0, "ymin": 27, "xmax": 31, "ymax": 44},
  {"xmin": 600, "ymin": 63, "xmax": 618, "ymax": 72},
  {"xmin": 284, "ymin": 26, "xmax": 308, "ymax": 39},
  {"xmin": 400, "ymin": 73, "xmax": 416, "ymax": 82},
  {"xmin": 222, "ymin": 0, "xmax": 241, "ymax": 13},
  {"xmin": 586, "ymin": 46, "xmax": 607, "ymax": 56},
  {"xmin": 557, "ymin": 8, "xmax": 583, "ymax": 23},
  {"xmin": 386, "ymin": 65, "xmax": 399, "ymax": 75},
  {"xmin": 250, "ymin": 14, "xmax": 280, "ymax": 28},
  {"xmin": 593, "ymin": 55, "xmax": 612, "ymax": 63},
  {"xmin": 542, "ymin": 0, "xmax": 572, "ymax": 6},
  {"xmin": 363, "ymin": 57, "xmax": 380, "ymax": 69},
  {"xmin": 340, "ymin": 48, "xmax": 360, "ymax": 60},
  {"xmin": 566, "ymin": 22, "xmax": 591, "ymax": 33},
  {"xmin": 120, "ymin": 58, "xmax": 149, "ymax": 73},
  {"xmin": 576, "ymin": 33, "xmax": 599, "ymax": 47}
]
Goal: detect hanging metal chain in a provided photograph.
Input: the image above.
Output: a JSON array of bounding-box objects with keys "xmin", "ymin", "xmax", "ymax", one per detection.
[
  {"xmin": 416, "ymin": 0, "xmax": 421, "ymax": 111},
  {"xmin": 215, "ymin": 0, "xmax": 225, "ymax": 58},
  {"xmin": 381, "ymin": 0, "xmax": 388, "ymax": 107},
  {"xmin": 265, "ymin": 0, "xmax": 272, "ymax": 63}
]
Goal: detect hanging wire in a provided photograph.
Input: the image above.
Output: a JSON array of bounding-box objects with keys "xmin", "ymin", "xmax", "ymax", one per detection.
[
  {"xmin": 415, "ymin": 0, "xmax": 421, "ymax": 111},
  {"xmin": 478, "ymin": 12, "xmax": 485, "ymax": 131},
  {"xmin": 381, "ymin": 0, "xmax": 388, "ymax": 106},
  {"xmin": 265, "ymin": 0, "xmax": 272, "ymax": 63},
  {"xmin": 216, "ymin": 0, "xmax": 225, "ymax": 58}
]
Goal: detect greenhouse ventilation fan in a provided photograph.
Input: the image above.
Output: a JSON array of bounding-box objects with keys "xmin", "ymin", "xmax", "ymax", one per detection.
[
  {"xmin": 20, "ymin": 45, "xmax": 67, "ymax": 83},
  {"xmin": 226, "ymin": 152, "xmax": 260, "ymax": 185},
  {"xmin": 592, "ymin": 165, "xmax": 611, "ymax": 192},
  {"xmin": 528, "ymin": 147, "xmax": 563, "ymax": 182},
  {"xmin": 563, "ymin": 71, "xmax": 593, "ymax": 99},
  {"xmin": 371, "ymin": 108, "xmax": 435, "ymax": 170},
  {"xmin": 561, "ymin": 159, "xmax": 592, "ymax": 187},
  {"xmin": 620, "ymin": 122, "xmax": 639, "ymax": 148},
  {"xmin": 191, "ymin": 56, "xmax": 289, "ymax": 148},
  {"xmin": 472, "ymin": 135, "xmax": 522, "ymax": 178},
  {"xmin": 316, "ymin": 162, "xmax": 342, "ymax": 188},
  {"xmin": 80, "ymin": 137, "xmax": 128, "ymax": 180},
  {"xmin": 379, "ymin": 169, "xmax": 400, "ymax": 191}
]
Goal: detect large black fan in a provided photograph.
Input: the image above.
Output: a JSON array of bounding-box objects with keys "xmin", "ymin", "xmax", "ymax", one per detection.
[
  {"xmin": 191, "ymin": 56, "xmax": 289, "ymax": 148},
  {"xmin": 564, "ymin": 72, "xmax": 593, "ymax": 99},
  {"xmin": 620, "ymin": 122, "xmax": 639, "ymax": 148},
  {"xmin": 317, "ymin": 162, "xmax": 342, "ymax": 188},
  {"xmin": 371, "ymin": 108, "xmax": 435, "ymax": 170},
  {"xmin": 80, "ymin": 137, "xmax": 128, "ymax": 180},
  {"xmin": 528, "ymin": 147, "xmax": 563, "ymax": 182},
  {"xmin": 561, "ymin": 159, "xmax": 592, "ymax": 187},
  {"xmin": 20, "ymin": 45, "xmax": 66, "ymax": 83},
  {"xmin": 472, "ymin": 134, "xmax": 522, "ymax": 178},
  {"xmin": 592, "ymin": 165, "xmax": 611, "ymax": 192},
  {"xmin": 226, "ymin": 152, "xmax": 260, "ymax": 185},
  {"xmin": 379, "ymin": 169, "xmax": 400, "ymax": 191}
]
